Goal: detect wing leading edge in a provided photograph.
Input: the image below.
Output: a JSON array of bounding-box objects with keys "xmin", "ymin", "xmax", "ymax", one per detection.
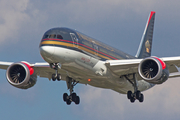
[{"xmin": 105, "ymin": 56, "xmax": 180, "ymax": 80}]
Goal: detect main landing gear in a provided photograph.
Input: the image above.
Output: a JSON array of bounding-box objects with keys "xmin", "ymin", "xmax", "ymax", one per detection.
[
  {"xmin": 63, "ymin": 76, "xmax": 80, "ymax": 105},
  {"xmin": 50, "ymin": 63, "xmax": 61, "ymax": 81},
  {"xmin": 124, "ymin": 73, "xmax": 144, "ymax": 103}
]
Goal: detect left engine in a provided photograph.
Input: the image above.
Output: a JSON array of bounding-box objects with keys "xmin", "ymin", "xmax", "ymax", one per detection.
[
  {"xmin": 6, "ymin": 62, "xmax": 37, "ymax": 89},
  {"xmin": 138, "ymin": 57, "xmax": 169, "ymax": 84}
]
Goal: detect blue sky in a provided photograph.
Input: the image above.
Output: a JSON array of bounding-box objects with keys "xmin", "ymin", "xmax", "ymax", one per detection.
[{"xmin": 0, "ymin": 0, "xmax": 180, "ymax": 120}]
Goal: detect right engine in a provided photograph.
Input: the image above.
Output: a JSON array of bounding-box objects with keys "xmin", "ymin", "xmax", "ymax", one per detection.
[{"xmin": 6, "ymin": 62, "xmax": 37, "ymax": 89}]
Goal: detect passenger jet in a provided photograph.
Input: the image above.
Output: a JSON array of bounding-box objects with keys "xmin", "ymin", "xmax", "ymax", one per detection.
[{"xmin": 1, "ymin": 11, "xmax": 180, "ymax": 105}]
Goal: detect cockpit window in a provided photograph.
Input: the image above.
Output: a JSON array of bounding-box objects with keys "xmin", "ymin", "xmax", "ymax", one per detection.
[
  {"xmin": 57, "ymin": 35, "xmax": 63, "ymax": 39},
  {"xmin": 49, "ymin": 34, "xmax": 56, "ymax": 38},
  {"xmin": 44, "ymin": 35, "xmax": 49, "ymax": 38},
  {"xmin": 43, "ymin": 34, "xmax": 64, "ymax": 39},
  {"xmin": 43, "ymin": 28, "xmax": 73, "ymax": 41}
]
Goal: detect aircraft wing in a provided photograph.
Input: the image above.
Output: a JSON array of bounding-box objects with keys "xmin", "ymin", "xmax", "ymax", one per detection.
[
  {"xmin": 0, "ymin": 62, "xmax": 67, "ymax": 80},
  {"xmin": 1, "ymin": 56, "xmax": 180, "ymax": 81},
  {"xmin": 105, "ymin": 56, "xmax": 180, "ymax": 79},
  {"xmin": 0, "ymin": 62, "xmax": 13, "ymax": 70}
]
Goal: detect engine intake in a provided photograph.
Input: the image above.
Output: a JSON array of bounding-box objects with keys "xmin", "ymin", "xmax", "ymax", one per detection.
[
  {"xmin": 138, "ymin": 57, "xmax": 169, "ymax": 84},
  {"xmin": 6, "ymin": 62, "xmax": 37, "ymax": 89}
]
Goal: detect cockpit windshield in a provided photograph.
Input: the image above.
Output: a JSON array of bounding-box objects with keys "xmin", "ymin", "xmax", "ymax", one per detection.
[
  {"xmin": 44, "ymin": 34, "xmax": 63, "ymax": 39},
  {"xmin": 49, "ymin": 34, "xmax": 56, "ymax": 38},
  {"xmin": 57, "ymin": 35, "xmax": 63, "ymax": 39},
  {"xmin": 42, "ymin": 28, "xmax": 76, "ymax": 41}
]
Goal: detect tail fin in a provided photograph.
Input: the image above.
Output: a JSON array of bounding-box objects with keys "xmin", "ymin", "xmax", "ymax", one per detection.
[{"xmin": 135, "ymin": 11, "xmax": 155, "ymax": 58}]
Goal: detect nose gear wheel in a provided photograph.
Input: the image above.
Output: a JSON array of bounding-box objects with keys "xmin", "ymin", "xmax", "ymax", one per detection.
[{"xmin": 50, "ymin": 63, "xmax": 61, "ymax": 81}]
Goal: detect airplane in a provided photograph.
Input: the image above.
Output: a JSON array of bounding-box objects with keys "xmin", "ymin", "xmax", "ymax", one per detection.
[{"xmin": 1, "ymin": 11, "xmax": 180, "ymax": 105}]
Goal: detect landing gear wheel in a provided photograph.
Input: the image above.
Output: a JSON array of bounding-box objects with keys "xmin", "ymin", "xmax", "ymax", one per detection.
[
  {"xmin": 71, "ymin": 93, "xmax": 77, "ymax": 102},
  {"xmin": 57, "ymin": 74, "xmax": 61, "ymax": 81},
  {"xmin": 63, "ymin": 93, "xmax": 68, "ymax": 102},
  {"xmin": 66, "ymin": 99, "xmax": 71, "ymax": 105},
  {"xmin": 75, "ymin": 96, "xmax": 80, "ymax": 105},
  {"xmin": 127, "ymin": 91, "xmax": 132, "ymax": 99},
  {"xmin": 136, "ymin": 90, "xmax": 141, "ymax": 100},
  {"xmin": 63, "ymin": 77, "xmax": 80, "ymax": 105},
  {"xmin": 139, "ymin": 94, "xmax": 144, "ymax": 103},
  {"xmin": 130, "ymin": 97, "xmax": 135, "ymax": 103},
  {"xmin": 52, "ymin": 74, "xmax": 56, "ymax": 81},
  {"xmin": 50, "ymin": 63, "xmax": 61, "ymax": 81},
  {"xmin": 124, "ymin": 74, "xmax": 145, "ymax": 103}
]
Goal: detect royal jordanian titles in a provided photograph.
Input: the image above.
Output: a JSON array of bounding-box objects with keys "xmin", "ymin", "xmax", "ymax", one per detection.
[{"xmin": 1, "ymin": 11, "xmax": 180, "ymax": 105}]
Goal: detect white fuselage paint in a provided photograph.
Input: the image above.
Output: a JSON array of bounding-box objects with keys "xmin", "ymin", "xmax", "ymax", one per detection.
[{"xmin": 40, "ymin": 46, "xmax": 153, "ymax": 94}]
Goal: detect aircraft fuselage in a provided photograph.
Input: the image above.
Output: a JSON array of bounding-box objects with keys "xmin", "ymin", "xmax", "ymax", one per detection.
[{"xmin": 39, "ymin": 27, "xmax": 153, "ymax": 94}]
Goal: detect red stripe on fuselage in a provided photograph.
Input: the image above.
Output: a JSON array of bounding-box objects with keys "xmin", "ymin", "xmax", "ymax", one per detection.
[{"xmin": 41, "ymin": 38, "xmax": 118, "ymax": 60}]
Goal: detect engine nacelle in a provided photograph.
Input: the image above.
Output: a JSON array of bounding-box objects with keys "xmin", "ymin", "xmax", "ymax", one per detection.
[
  {"xmin": 138, "ymin": 57, "xmax": 169, "ymax": 84},
  {"xmin": 6, "ymin": 62, "xmax": 37, "ymax": 89}
]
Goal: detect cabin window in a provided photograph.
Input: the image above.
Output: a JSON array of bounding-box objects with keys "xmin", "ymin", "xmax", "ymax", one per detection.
[
  {"xmin": 82, "ymin": 41, "xmax": 92, "ymax": 48},
  {"xmin": 100, "ymin": 48, "xmax": 109, "ymax": 54}
]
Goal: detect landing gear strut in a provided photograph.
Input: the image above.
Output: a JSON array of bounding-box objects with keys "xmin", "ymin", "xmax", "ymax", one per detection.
[
  {"xmin": 124, "ymin": 73, "xmax": 144, "ymax": 103},
  {"xmin": 63, "ymin": 76, "xmax": 80, "ymax": 105},
  {"xmin": 50, "ymin": 63, "xmax": 61, "ymax": 81}
]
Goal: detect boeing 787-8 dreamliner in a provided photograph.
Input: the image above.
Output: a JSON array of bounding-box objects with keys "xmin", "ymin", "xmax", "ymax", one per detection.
[{"xmin": 1, "ymin": 11, "xmax": 180, "ymax": 105}]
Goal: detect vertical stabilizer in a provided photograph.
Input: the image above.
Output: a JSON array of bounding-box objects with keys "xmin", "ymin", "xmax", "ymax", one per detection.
[{"xmin": 135, "ymin": 11, "xmax": 155, "ymax": 58}]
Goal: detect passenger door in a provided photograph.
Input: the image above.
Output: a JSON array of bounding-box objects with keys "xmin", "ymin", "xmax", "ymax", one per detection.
[
  {"xmin": 92, "ymin": 41, "xmax": 98, "ymax": 55},
  {"xmin": 70, "ymin": 33, "xmax": 78, "ymax": 48}
]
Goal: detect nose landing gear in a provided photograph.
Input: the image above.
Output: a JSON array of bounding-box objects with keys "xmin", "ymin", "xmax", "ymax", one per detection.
[{"xmin": 50, "ymin": 63, "xmax": 61, "ymax": 81}]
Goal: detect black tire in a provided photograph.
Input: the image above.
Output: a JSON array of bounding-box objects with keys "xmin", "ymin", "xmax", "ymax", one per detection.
[
  {"xmin": 71, "ymin": 93, "xmax": 77, "ymax": 102},
  {"xmin": 127, "ymin": 91, "xmax": 132, "ymax": 99},
  {"xmin": 75, "ymin": 96, "xmax": 80, "ymax": 105},
  {"xmin": 52, "ymin": 74, "xmax": 56, "ymax": 81},
  {"xmin": 136, "ymin": 90, "xmax": 141, "ymax": 100},
  {"xmin": 57, "ymin": 74, "xmax": 61, "ymax": 81},
  {"xmin": 63, "ymin": 93, "xmax": 68, "ymax": 102},
  {"xmin": 130, "ymin": 97, "xmax": 135, "ymax": 103},
  {"xmin": 139, "ymin": 94, "xmax": 144, "ymax": 103},
  {"xmin": 66, "ymin": 99, "xmax": 71, "ymax": 105}
]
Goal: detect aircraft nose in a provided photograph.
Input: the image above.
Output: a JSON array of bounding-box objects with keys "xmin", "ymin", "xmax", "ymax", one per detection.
[{"xmin": 40, "ymin": 46, "xmax": 55, "ymax": 60}]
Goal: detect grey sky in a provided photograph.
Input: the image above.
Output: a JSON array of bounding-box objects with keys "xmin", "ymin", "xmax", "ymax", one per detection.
[{"xmin": 0, "ymin": 0, "xmax": 180, "ymax": 120}]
